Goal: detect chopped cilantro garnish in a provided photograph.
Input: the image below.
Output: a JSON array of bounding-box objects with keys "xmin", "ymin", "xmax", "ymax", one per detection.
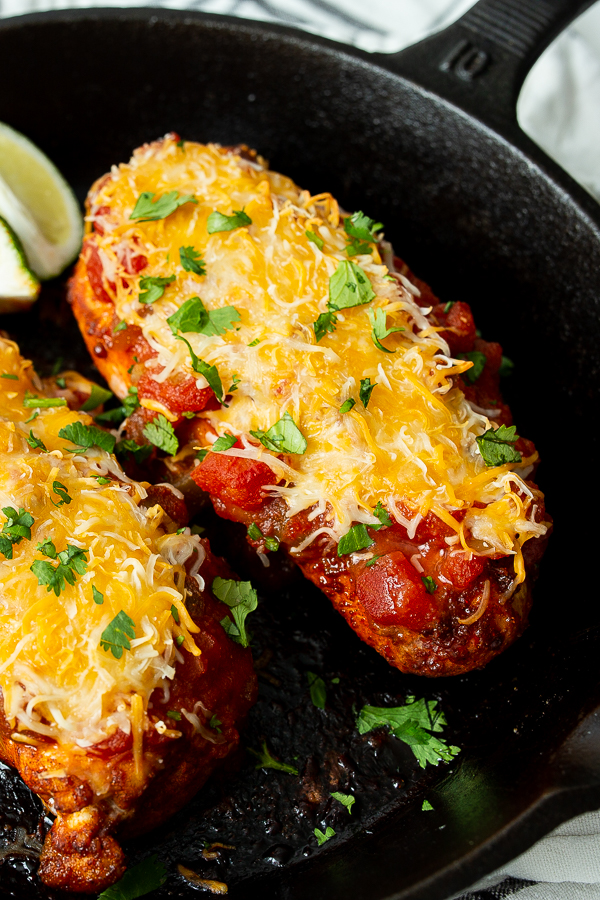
[
  {"xmin": 339, "ymin": 398, "xmax": 355, "ymax": 414},
  {"xmin": 248, "ymin": 338, "xmax": 261, "ymax": 347},
  {"xmin": 443, "ymin": 301, "xmax": 455, "ymax": 313},
  {"xmin": 207, "ymin": 208, "xmax": 252, "ymax": 233},
  {"xmin": 58, "ymin": 422, "xmax": 116, "ymax": 455},
  {"xmin": 372, "ymin": 501, "xmax": 392, "ymax": 529},
  {"xmin": 176, "ymin": 634, "xmax": 185, "ymax": 646},
  {"xmin": 81, "ymin": 382, "xmax": 113, "ymax": 412},
  {"xmin": 94, "ymin": 406, "xmax": 126, "ymax": 426},
  {"xmin": 170, "ymin": 603, "xmax": 180, "ymax": 625},
  {"xmin": 23, "ymin": 392, "xmax": 67, "ymax": 409},
  {"xmin": 130, "ymin": 190, "xmax": 197, "ymax": 222},
  {"xmin": 195, "ymin": 448, "xmax": 208, "ymax": 463},
  {"xmin": 175, "ymin": 335, "xmax": 224, "ymax": 402},
  {"xmin": 313, "ymin": 260, "xmax": 375, "ymax": 341},
  {"xmin": 499, "ymin": 355, "xmax": 514, "ymax": 377},
  {"xmin": 167, "ymin": 295, "xmax": 240, "ymax": 337},
  {"xmin": 247, "ymin": 522, "xmax": 279, "ymax": 552},
  {"xmin": 212, "ymin": 434, "xmax": 237, "ymax": 452},
  {"xmin": 93, "ymin": 475, "xmax": 111, "ymax": 485},
  {"xmin": 212, "ymin": 577, "xmax": 258, "ymax": 648},
  {"xmin": 0, "ymin": 507, "xmax": 34, "ymax": 559},
  {"xmin": 422, "ymin": 799, "xmax": 434, "ymax": 811},
  {"xmin": 228, "ymin": 374, "xmax": 241, "ymax": 393},
  {"xmin": 179, "ymin": 245, "xmax": 206, "ymax": 276},
  {"xmin": 367, "ymin": 307, "xmax": 404, "ymax": 353},
  {"xmin": 24, "ymin": 411, "xmax": 39, "ymax": 424},
  {"xmin": 115, "ymin": 439, "xmax": 153, "ymax": 465},
  {"xmin": 30, "ymin": 543, "xmax": 88, "ymax": 596},
  {"xmin": 122, "ymin": 386, "xmax": 140, "ymax": 417},
  {"xmin": 1, "ymin": 372, "xmax": 18, "ymax": 380},
  {"xmin": 143, "ymin": 414, "xmax": 179, "ymax": 456},
  {"xmin": 208, "ymin": 714, "xmax": 222, "ymax": 733},
  {"xmin": 422, "ymin": 575, "xmax": 437, "ymax": 594},
  {"xmin": 249, "ymin": 740, "xmax": 298, "ymax": 775},
  {"xmin": 167, "ymin": 710, "xmax": 182, "ymax": 721},
  {"xmin": 337, "ymin": 523, "xmax": 375, "ymax": 556},
  {"xmin": 55, "ymin": 376, "xmax": 66, "ymax": 389},
  {"xmin": 314, "ymin": 827, "xmax": 336, "ymax": 846},
  {"xmin": 458, "ymin": 350, "xmax": 487, "ymax": 384},
  {"xmin": 476, "ymin": 424, "xmax": 522, "ymax": 467},
  {"xmin": 344, "ymin": 210, "xmax": 383, "ymax": 257},
  {"xmin": 306, "ymin": 229, "xmax": 324, "ymax": 250},
  {"xmin": 359, "ymin": 377, "xmax": 376, "ymax": 408},
  {"xmin": 307, "ymin": 671, "xmax": 327, "ymax": 710},
  {"xmin": 357, "ymin": 697, "xmax": 461, "ymax": 769},
  {"xmin": 264, "ymin": 536, "xmax": 280, "ymax": 552},
  {"xmin": 51, "ymin": 481, "xmax": 71, "ymax": 507},
  {"xmin": 26, "ymin": 431, "xmax": 47, "ymax": 451},
  {"xmin": 139, "ymin": 274, "xmax": 176, "ymax": 305},
  {"xmin": 92, "ymin": 586, "xmax": 104, "ymax": 605},
  {"xmin": 365, "ymin": 554, "xmax": 382, "ymax": 567},
  {"xmin": 97, "ymin": 854, "xmax": 167, "ymax": 900},
  {"xmin": 113, "ymin": 319, "xmax": 127, "ymax": 334},
  {"xmin": 99, "ymin": 610, "xmax": 136, "ymax": 659},
  {"xmin": 331, "ymin": 792, "xmax": 355, "ymax": 814},
  {"xmin": 250, "ymin": 411, "xmax": 307, "ymax": 455}
]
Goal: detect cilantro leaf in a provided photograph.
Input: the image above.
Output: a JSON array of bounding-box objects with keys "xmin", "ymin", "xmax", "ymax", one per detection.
[
  {"xmin": 250, "ymin": 411, "xmax": 307, "ymax": 455},
  {"xmin": 59, "ymin": 422, "xmax": 116, "ymax": 455},
  {"xmin": 314, "ymin": 827, "xmax": 336, "ymax": 846},
  {"xmin": 339, "ymin": 398, "xmax": 356, "ymax": 414},
  {"xmin": 167, "ymin": 709, "xmax": 182, "ymax": 721},
  {"xmin": 422, "ymin": 799, "xmax": 434, "ymax": 811},
  {"xmin": 476, "ymin": 424, "xmax": 522, "ymax": 467},
  {"xmin": 372, "ymin": 501, "xmax": 392, "ymax": 529},
  {"xmin": 179, "ymin": 245, "xmax": 206, "ymax": 276},
  {"xmin": 307, "ymin": 671, "xmax": 327, "ymax": 710},
  {"xmin": 331, "ymin": 792, "xmax": 355, "ymax": 814},
  {"xmin": 212, "ymin": 576, "xmax": 258, "ymax": 648},
  {"xmin": 249, "ymin": 740, "xmax": 298, "ymax": 775},
  {"xmin": 329, "ymin": 260, "xmax": 376, "ymax": 311},
  {"xmin": 26, "ymin": 431, "xmax": 47, "ymax": 451},
  {"xmin": 499, "ymin": 355, "xmax": 514, "ymax": 378},
  {"xmin": 51, "ymin": 481, "xmax": 71, "ymax": 507},
  {"xmin": 100, "ymin": 610, "xmax": 136, "ymax": 659},
  {"xmin": 30, "ymin": 544, "xmax": 87, "ymax": 596},
  {"xmin": 167, "ymin": 296, "xmax": 240, "ymax": 337},
  {"xmin": 367, "ymin": 307, "xmax": 404, "ymax": 353},
  {"xmin": 92, "ymin": 586, "xmax": 104, "ymax": 605},
  {"xmin": 458, "ymin": 350, "xmax": 487, "ymax": 384},
  {"xmin": 122, "ymin": 386, "xmax": 140, "ymax": 417},
  {"xmin": 337, "ymin": 523, "xmax": 375, "ymax": 556},
  {"xmin": 247, "ymin": 523, "xmax": 279, "ymax": 552},
  {"xmin": 175, "ymin": 335, "xmax": 224, "ymax": 402},
  {"xmin": 357, "ymin": 698, "xmax": 461, "ymax": 769},
  {"xmin": 130, "ymin": 191, "xmax": 197, "ymax": 222},
  {"xmin": 81, "ymin": 383, "xmax": 113, "ymax": 412},
  {"xmin": 343, "ymin": 211, "xmax": 383, "ymax": 257},
  {"xmin": 143, "ymin": 414, "xmax": 179, "ymax": 456},
  {"xmin": 212, "ymin": 434, "xmax": 237, "ymax": 452},
  {"xmin": 306, "ymin": 229, "xmax": 324, "ymax": 250},
  {"xmin": 139, "ymin": 274, "xmax": 175, "ymax": 305},
  {"xmin": 113, "ymin": 320, "xmax": 127, "ymax": 334},
  {"xmin": 207, "ymin": 208, "xmax": 252, "ymax": 233},
  {"xmin": 1, "ymin": 372, "xmax": 18, "ymax": 380},
  {"xmin": 115, "ymin": 439, "xmax": 153, "ymax": 465},
  {"xmin": 365, "ymin": 554, "xmax": 383, "ymax": 567},
  {"xmin": 359, "ymin": 377, "xmax": 376, "ymax": 408},
  {"xmin": 422, "ymin": 575, "xmax": 437, "ymax": 594},
  {"xmin": 314, "ymin": 310, "xmax": 338, "ymax": 342},
  {"xmin": 0, "ymin": 507, "xmax": 34, "ymax": 559},
  {"xmin": 23, "ymin": 391, "xmax": 67, "ymax": 409},
  {"xmin": 97, "ymin": 855, "xmax": 167, "ymax": 900}
]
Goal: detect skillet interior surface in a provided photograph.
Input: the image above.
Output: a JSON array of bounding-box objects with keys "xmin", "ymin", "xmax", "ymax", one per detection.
[{"xmin": 1, "ymin": 9, "xmax": 600, "ymax": 900}]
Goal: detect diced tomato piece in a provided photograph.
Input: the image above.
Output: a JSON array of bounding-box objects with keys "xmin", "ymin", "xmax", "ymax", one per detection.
[
  {"xmin": 138, "ymin": 372, "xmax": 213, "ymax": 414},
  {"xmin": 191, "ymin": 454, "xmax": 276, "ymax": 510},
  {"xmin": 440, "ymin": 551, "xmax": 486, "ymax": 591},
  {"xmin": 433, "ymin": 300, "xmax": 477, "ymax": 353},
  {"xmin": 84, "ymin": 241, "xmax": 113, "ymax": 304},
  {"xmin": 356, "ymin": 551, "xmax": 437, "ymax": 630}
]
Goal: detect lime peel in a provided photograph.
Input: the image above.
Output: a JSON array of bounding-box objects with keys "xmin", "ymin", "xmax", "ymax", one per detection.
[{"xmin": 0, "ymin": 214, "xmax": 40, "ymax": 313}]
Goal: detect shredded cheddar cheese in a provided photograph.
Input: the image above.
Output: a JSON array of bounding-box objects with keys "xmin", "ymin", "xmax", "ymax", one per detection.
[
  {"xmin": 87, "ymin": 138, "xmax": 547, "ymax": 580},
  {"xmin": 0, "ymin": 338, "xmax": 204, "ymax": 747}
]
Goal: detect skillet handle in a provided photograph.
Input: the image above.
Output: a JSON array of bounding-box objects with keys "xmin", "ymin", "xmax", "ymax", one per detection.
[{"xmin": 380, "ymin": 0, "xmax": 597, "ymax": 137}]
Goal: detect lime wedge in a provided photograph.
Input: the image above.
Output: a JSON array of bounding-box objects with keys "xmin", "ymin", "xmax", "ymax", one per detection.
[
  {"xmin": 0, "ymin": 121, "xmax": 83, "ymax": 280},
  {"xmin": 0, "ymin": 214, "xmax": 40, "ymax": 313}
]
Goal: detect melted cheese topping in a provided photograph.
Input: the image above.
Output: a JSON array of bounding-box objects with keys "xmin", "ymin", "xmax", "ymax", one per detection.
[
  {"xmin": 0, "ymin": 338, "xmax": 203, "ymax": 747},
  {"xmin": 88, "ymin": 138, "xmax": 547, "ymax": 578}
]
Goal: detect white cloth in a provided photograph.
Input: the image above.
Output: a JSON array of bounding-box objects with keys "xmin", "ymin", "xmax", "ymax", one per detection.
[{"xmin": 1, "ymin": 1, "xmax": 599, "ymax": 897}]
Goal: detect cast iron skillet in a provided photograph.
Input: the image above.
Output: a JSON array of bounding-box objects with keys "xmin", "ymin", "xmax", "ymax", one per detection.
[{"xmin": 1, "ymin": 2, "xmax": 600, "ymax": 899}]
